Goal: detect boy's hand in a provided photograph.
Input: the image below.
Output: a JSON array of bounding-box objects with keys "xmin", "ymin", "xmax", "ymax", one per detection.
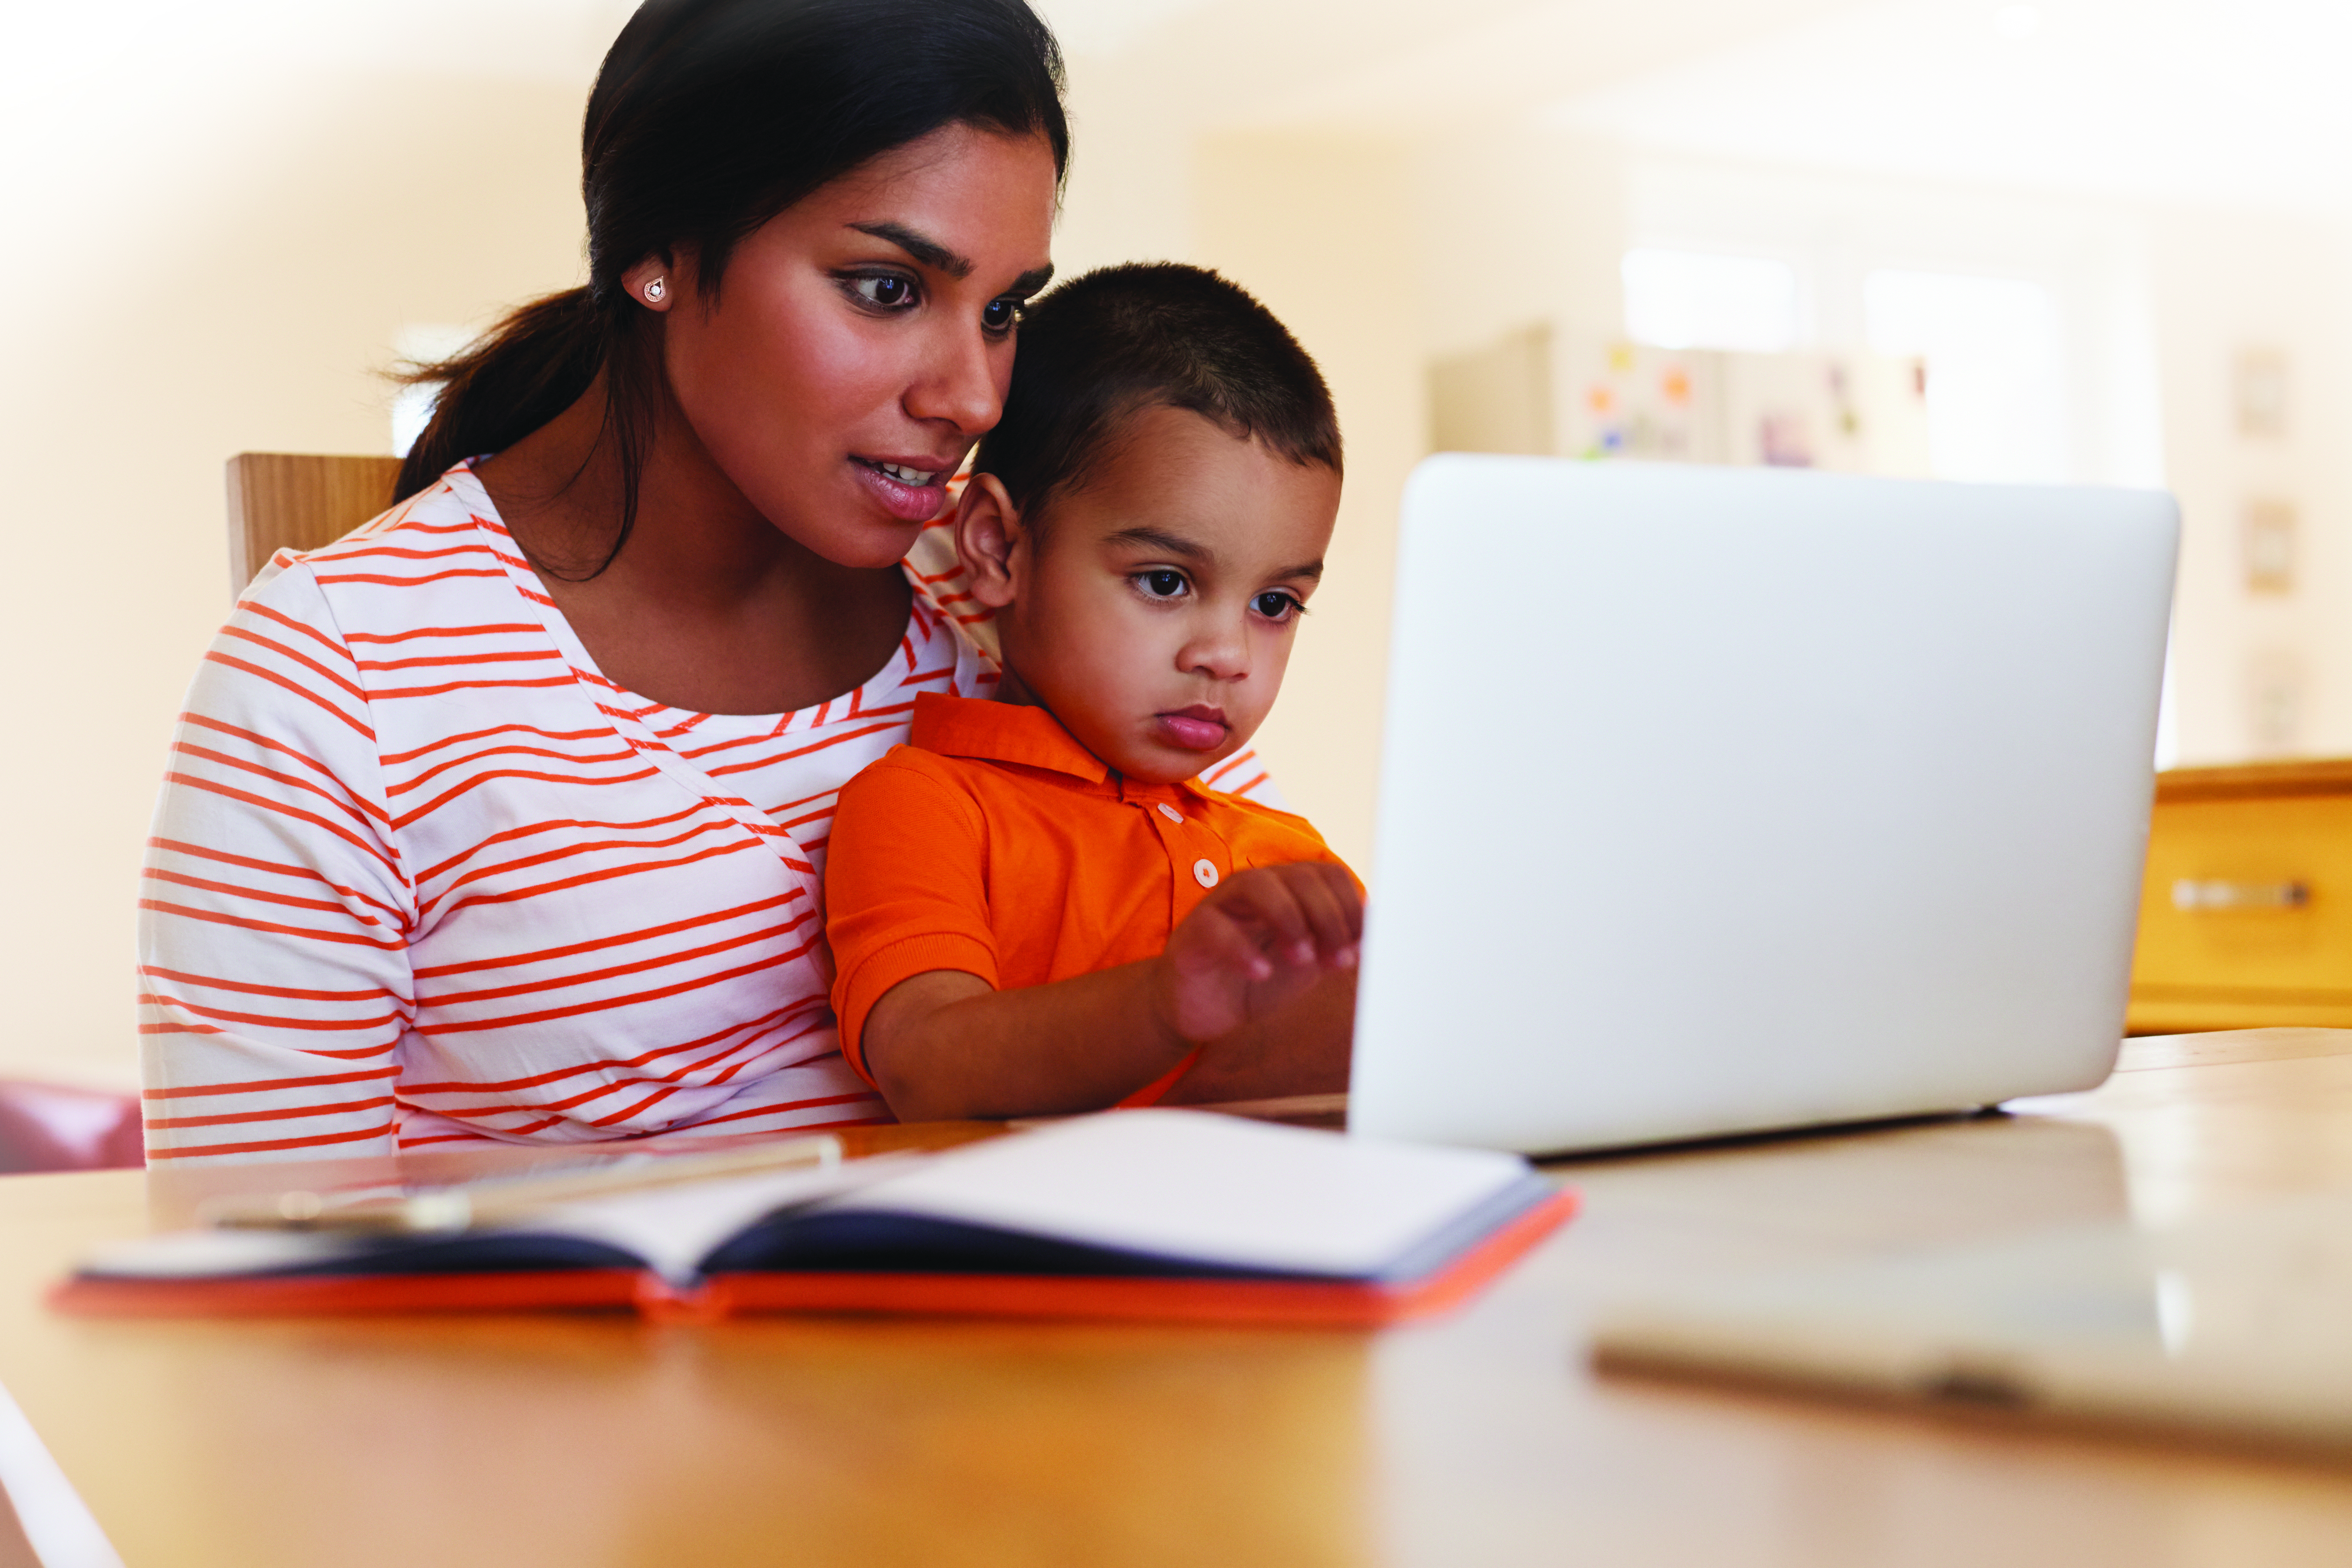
[{"xmin": 1155, "ymin": 863, "xmax": 1363, "ymax": 1044}]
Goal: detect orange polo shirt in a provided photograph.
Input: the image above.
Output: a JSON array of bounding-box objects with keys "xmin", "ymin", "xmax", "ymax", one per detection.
[{"xmin": 825, "ymin": 692, "xmax": 1357, "ymax": 1099}]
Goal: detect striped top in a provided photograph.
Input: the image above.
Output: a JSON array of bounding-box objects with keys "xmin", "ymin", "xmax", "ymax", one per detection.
[{"xmin": 138, "ymin": 462, "xmax": 1277, "ymax": 1162}]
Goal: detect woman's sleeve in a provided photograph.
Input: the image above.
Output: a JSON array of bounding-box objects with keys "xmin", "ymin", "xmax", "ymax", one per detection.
[
  {"xmin": 1197, "ymin": 747, "xmax": 1288, "ymax": 809},
  {"xmin": 136, "ymin": 564, "xmax": 416, "ymax": 1163}
]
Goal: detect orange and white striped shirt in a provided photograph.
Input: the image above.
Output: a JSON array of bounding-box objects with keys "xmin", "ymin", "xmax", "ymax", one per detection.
[{"xmin": 137, "ymin": 461, "xmax": 1280, "ymax": 1161}]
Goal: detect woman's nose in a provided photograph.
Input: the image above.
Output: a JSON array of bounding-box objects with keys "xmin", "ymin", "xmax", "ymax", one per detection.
[{"xmin": 903, "ymin": 319, "xmax": 1002, "ymax": 435}]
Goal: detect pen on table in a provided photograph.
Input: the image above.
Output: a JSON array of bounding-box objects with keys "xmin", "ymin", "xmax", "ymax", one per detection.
[{"xmin": 195, "ymin": 1134, "xmax": 844, "ymax": 1236}]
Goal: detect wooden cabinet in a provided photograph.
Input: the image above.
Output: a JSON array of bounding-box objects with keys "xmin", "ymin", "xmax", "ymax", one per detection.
[{"xmin": 2128, "ymin": 760, "xmax": 2352, "ymax": 1032}]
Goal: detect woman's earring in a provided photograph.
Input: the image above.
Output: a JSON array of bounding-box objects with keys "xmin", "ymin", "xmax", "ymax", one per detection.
[{"xmin": 644, "ymin": 277, "xmax": 667, "ymax": 304}]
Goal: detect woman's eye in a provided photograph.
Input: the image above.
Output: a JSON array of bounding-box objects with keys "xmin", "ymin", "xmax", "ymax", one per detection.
[
  {"xmin": 850, "ymin": 275, "xmax": 917, "ymax": 309},
  {"xmin": 1138, "ymin": 570, "xmax": 1188, "ymax": 599},
  {"xmin": 982, "ymin": 296, "xmax": 1020, "ymax": 333},
  {"xmin": 1253, "ymin": 591, "xmax": 1302, "ymax": 620}
]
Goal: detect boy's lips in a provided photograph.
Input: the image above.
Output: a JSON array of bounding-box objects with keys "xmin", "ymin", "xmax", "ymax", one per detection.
[
  {"xmin": 1155, "ymin": 707, "xmax": 1229, "ymax": 751},
  {"xmin": 851, "ymin": 455, "xmax": 954, "ymax": 523}
]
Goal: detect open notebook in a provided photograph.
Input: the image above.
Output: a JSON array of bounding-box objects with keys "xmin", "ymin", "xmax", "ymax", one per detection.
[{"xmin": 55, "ymin": 1111, "xmax": 1574, "ymax": 1327}]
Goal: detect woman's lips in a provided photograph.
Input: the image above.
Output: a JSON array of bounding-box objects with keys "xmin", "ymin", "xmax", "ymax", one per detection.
[
  {"xmin": 851, "ymin": 456, "xmax": 951, "ymax": 523},
  {"xmin": 1155, "ymin": 709, "xmax": 1229, "ymax": 750}
]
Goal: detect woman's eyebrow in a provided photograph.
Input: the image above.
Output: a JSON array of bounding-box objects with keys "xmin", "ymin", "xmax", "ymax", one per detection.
[
  {"xmin": 849, "ymin": 220, "xmax": 973, "ymax": 278},
  {"xmin": 846, "ymin": 222, "xmax": 1054, "ymax": 296}
]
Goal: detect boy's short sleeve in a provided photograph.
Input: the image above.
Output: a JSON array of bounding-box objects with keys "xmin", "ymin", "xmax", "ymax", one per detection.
[{"xmin": 825, "ymin": 749, "xmax": 1001, "ymax": 1086}]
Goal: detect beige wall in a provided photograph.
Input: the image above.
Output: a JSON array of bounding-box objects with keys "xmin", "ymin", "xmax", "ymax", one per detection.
[
  {"xmin": 2, "ymin": 72, "xmax": 591, "ymax": 1084},
  {"xmin": 2144, "ymin": 209, "xmax": 2352, "ymax": 764},
  {"xmin": 1188, "ymin": 133, "xmax": 1426, "ymax": 877}
]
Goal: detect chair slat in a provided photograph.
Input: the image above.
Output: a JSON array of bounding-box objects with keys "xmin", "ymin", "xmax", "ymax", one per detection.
[{"xmin": 224, "ymin": 452, "xmax": 404, "ymax": 600}]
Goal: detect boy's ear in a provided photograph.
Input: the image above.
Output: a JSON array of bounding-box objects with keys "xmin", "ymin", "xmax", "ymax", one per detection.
[{"xmin": 955, "ymin": 473, "xmax": 1027, "ymax": 611}]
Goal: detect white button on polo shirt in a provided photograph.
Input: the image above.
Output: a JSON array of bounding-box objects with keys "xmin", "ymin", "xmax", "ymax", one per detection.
[
  {"xmin": 1192, "ymin": 859, "xmax": 1219, "ymax": 888},
  {"xmin": 1157, "ymin": 803, "xmax": 1183, "ymax": 824}
]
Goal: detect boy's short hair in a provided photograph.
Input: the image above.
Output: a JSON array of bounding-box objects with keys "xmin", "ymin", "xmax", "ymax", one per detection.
[{"xmin": 974, "ymin": 263, "xmax": 1343, "ymax": 520}]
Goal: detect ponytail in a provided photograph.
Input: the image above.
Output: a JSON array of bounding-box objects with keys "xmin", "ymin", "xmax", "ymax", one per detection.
[
  {"xmin": 394, "ymin": 288, "xmax": 602, "ymax": 502},
  {"xmin": 392, "ymin": 287, "xmax": 663, "ymax": 578},
  {"xmin": 387, "ymin": 0, "xmax": 1068, "ymax": 580}
]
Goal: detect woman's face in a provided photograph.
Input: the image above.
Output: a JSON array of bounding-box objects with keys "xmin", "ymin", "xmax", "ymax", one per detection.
[{"xmin": 644, "ymin": 123, "xmax": 1059, "ymax": 569}]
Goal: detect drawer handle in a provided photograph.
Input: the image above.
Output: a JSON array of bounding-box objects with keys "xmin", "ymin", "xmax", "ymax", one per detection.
[{"xmin": 2171, "ymin": 878, "xmax": 2310, "ymax": 911}]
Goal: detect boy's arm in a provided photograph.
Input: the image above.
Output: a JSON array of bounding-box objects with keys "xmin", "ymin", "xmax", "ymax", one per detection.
[
  {"xmin": 858, "ymin": 964, "xmax": 1176, "ymax": 1121},
  {"xmin": 861, "ymin": 862, "xmax": 1361, "ymax": 1122},
  {"xmin": 1157, "ymin": 963, "xmax": 1356, "ymax": 1107}
]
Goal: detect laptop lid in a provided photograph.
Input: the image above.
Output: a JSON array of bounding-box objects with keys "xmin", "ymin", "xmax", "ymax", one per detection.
[{"xmin": 1348, "ymin": 457, "xmax": 2178, "ymax": 1154}]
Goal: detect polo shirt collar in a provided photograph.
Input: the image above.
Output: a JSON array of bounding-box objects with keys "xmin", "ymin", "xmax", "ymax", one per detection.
[{"xmin": 909, "ymin": 692, "xmax": 1212, "ymax": 800}]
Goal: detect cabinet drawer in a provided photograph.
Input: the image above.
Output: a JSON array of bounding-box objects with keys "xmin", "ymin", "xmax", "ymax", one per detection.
[{"xmin": 2130, "ymin": 793, "xmax": 2352, "ymax": 1026}]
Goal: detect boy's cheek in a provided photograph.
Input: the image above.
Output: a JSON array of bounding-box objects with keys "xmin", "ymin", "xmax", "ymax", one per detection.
[
  {"xmin": 1221, "ymin": 643, "xmax": 1295, "ymax": 744},
  {"xmin": 1229, "ymin": 696, "xmax": 1277, "ymax": 748},
  {"xmin": 1092, "ymin": 602, "xmax": 1185, "ymax": 679}
]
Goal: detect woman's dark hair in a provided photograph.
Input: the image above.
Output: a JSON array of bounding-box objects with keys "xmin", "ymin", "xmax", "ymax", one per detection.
[
  {"xmin": 974, "ymin": 263, "xmax": 1342, "ymax": 523},
  {"xmin": 394, "ymin": 0, "xmax": 1068, "ymax": 576}
]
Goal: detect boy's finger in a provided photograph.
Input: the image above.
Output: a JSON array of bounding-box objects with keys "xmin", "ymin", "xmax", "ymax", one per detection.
[
  {"xmin": 1222, "ymin": 871, "xmax": 1314, "ymax": 959},
  {"xmin": 1253, "ymin": 864, "xmax": 1357, "ymax": 962},
  {"xmin": 1327, "ymin": 865, "xmax": 1367, "ymax": 940},
  {"xmin": 1269, "ymin": 869, "xmax": 1341, "ymax": 955},
  {"xmin": 1281, "ymin": 865, "xmax": 1361, "ymax": 956},
  {"xmin": 1328, "ymin": 864, "xmax": 1366, "ymax": 960},
  {"xmin": 1173, "ymin": 904, "xmax": 1275, "ymax": 983}
]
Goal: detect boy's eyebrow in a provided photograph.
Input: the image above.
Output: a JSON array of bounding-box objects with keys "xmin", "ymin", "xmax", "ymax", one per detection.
[
  {"xmin": 1106, "ymin": 527, "xmax": 1326, "ymax": 582},
  {"xmin": 1103, "ymin": 526, "xmax": 1210, "ymax": 561},
  {"xmin": 847, "ymin": 222, "xmax": 1055, "ymax": 296}
]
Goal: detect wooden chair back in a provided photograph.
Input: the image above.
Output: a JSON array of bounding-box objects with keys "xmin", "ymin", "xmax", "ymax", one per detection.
[{"xmin": 224, "ymin": 452, "xmax": 405, "ymax": 600}]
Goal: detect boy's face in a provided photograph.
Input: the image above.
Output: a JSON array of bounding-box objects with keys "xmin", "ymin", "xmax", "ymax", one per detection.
[{"xmin": 967, "ymin": 402, "xmax": 1342, "ymax": 784}]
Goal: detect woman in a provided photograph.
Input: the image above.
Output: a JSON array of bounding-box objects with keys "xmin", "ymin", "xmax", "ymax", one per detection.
[{"xmin": 138, "ymin": 0, "xmax": 1275, "ymax": 1163}]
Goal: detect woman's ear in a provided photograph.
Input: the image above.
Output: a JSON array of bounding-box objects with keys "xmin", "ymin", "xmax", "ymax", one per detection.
[
  {"xmin": 621, "ymin": 249, "xmax": 681, "ymax": 312},
  {"xmin": 956, "ymin": 473, "xmax": 1027, "ymax": 610}
]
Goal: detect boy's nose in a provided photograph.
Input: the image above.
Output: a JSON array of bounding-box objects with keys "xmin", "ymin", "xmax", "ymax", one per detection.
[{"xmin": 1179, "ymin": 621, "xmax": 1250, "ymax": 681}]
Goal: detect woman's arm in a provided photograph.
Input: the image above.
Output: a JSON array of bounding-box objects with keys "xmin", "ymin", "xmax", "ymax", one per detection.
[
  {"xmin": 857, "ymin": 862, "xmax": 1361, "ymax": 1122},
  {"xmin": 138, "ymin": 566, "xmax": 415, "ymax": 1163}
]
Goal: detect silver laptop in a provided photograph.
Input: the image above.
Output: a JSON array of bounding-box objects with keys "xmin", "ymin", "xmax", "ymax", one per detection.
[{"xmin": 1348, "ymin": 457, "xmax": 2178, "ymax": 1155}]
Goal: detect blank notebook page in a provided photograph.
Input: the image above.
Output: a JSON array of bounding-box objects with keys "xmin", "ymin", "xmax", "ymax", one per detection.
[{"xmin": 818, "ymin": 1109, "xmax": 1537, "ymax": 1277}]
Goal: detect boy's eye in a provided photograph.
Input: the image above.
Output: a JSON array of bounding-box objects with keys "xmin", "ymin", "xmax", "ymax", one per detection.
[
  {"xmin": 1137, "ymin": 570, "xmax": 1188, "ymax": 599},
  {"xmin": 848, "ymin": 274, "xmax": 918, "ymax": 309},
  {"xmin": 982, "ymin": 296, "xmax": 1020, "ymax": 334},
  {"xmin": 1253, "ymin": 591, "xmax": 1302, "ymax": 620}
]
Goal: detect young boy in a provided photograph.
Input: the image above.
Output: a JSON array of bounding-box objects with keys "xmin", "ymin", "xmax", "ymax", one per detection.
[{"xmin": 824, "ymin": 263, "xmax": 1362, "ymax": 1122}]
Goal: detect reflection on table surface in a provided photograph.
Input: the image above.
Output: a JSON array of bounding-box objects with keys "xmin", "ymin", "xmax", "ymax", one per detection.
[{"xmin": 4, "ymin": 1030, "xmax": 2351, "ymax": 1568}]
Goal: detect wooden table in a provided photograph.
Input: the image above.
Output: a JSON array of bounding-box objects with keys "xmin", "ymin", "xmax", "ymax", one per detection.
[{"xmin": 6, "ymin": 1031, "xmax": 2352, "ymax": 1566}]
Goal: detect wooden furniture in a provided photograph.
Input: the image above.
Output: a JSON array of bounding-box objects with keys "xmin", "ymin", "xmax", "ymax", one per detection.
[
  {"xmin": 224, "ymin": 452, "xmax": 404, "ymax": 599},
  {"xmin": 7, "ymin": 1032, "xmax": 2352, "ymax": 1566},
  {"xmin": 2129, "ymin": 760, "xmax": 2352, "ymax": 1032}
]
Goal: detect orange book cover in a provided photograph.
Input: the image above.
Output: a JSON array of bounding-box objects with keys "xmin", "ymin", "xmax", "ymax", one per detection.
[{"xmin": 52, "ymin": 1112, "xmax": 1575, "ymax": 1328}]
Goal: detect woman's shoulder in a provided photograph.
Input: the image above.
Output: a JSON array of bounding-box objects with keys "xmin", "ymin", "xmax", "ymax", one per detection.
[
  {"xmin": 902, "ymin": 514, "xmax": 999, "ymax": 665},
  {"xmin": 238, "ymin": 463, "xmax": 534, "ymax": 639}
]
